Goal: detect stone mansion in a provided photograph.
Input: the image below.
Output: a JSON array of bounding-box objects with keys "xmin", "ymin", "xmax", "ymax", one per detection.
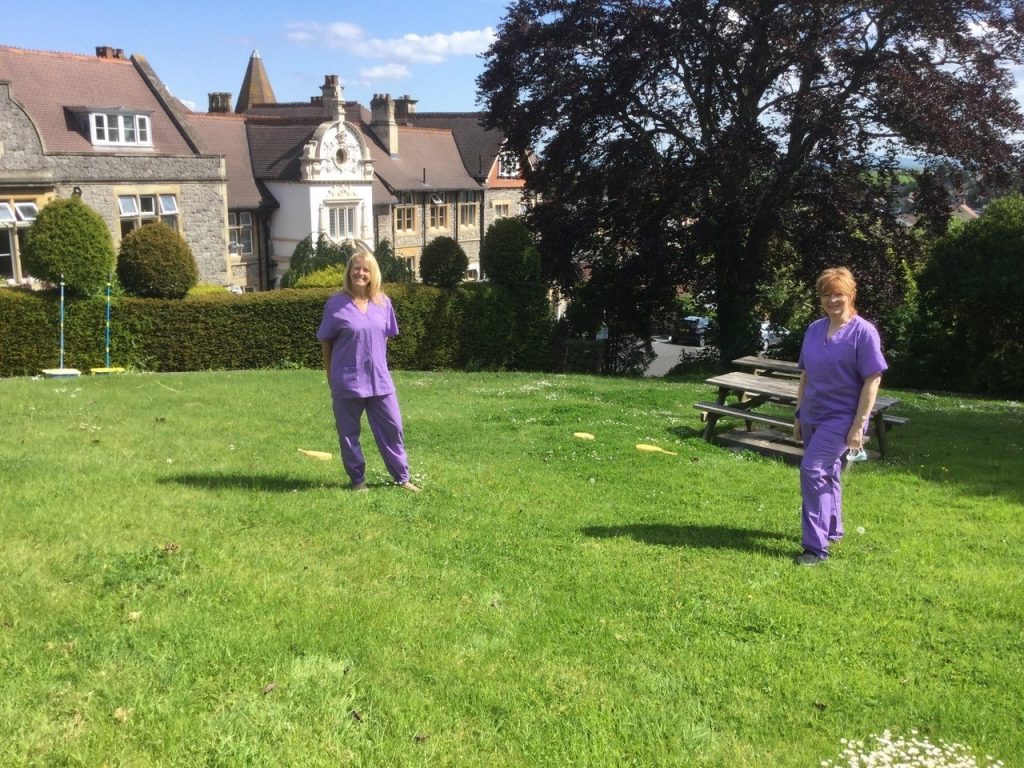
[{"xmin": 0, "ymin": 45, "xmax": 528, "ymax": 290}]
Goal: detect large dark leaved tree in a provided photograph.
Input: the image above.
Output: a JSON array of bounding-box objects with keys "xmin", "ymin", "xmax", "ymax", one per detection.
[{"xmin": 479, "ymin": 0, "xmax": 1024, "ymax": 361}]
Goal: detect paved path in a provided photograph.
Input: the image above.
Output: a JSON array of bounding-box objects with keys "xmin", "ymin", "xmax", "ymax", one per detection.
[{"xmin": 645, "ymin": 339, "xmax": 707, "ymax": 377}]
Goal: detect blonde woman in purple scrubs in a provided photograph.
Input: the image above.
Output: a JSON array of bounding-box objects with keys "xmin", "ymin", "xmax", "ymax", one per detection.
[
  {"xmin": 317, "ymin": 254, "xmax": 420, "ymax": 493},
  {"xmin": 793, "ymin": 268, "xmax": 886, "ymax": 565}
]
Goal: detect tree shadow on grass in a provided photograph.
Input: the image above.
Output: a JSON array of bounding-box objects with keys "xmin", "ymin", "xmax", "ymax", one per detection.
[
  {"xmin": 158, "ymin": 472, "xmax": 344, "ymax": 493},
  {"xmin": 580, "ymin": 523, "xmax": 793, "ymax": 558}
]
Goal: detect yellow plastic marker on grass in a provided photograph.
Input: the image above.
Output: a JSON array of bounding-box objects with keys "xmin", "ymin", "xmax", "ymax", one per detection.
[
  {"xmin": 635, "ymin": 444, "xmax": 677, "ymax": 456},
  {"xmin": 573, "ymin": 432, "xmax": 596, "ymax": 440},
  {"xmin": 298, "ymin": 448, "xmax": 333, "ymax": 460}
]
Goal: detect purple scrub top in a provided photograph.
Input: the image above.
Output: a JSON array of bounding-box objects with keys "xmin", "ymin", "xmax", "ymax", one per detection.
[
  {"xmin": 797, "ymin": 315, "xmax": 888, "ymax": 431},
  {"xmin": 317, "ymin": 292, "xmax": 399, "ymax": 399}
]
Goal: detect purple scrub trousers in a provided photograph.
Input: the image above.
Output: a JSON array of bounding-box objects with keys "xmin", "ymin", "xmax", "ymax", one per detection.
[
  {"xmin": 799, "ymin": 421, "xmax": 847, "ymax": 558},
  {"xmin": 317, "ymin": 291, "xmax": 411, "ymax": 486},
  {"xmin": 797, "ymin": 315, "xmax": 887, "ymax": 559},
  {"xmin": 331, "ymin": 393, "xmax": 409, "ymax": 486}
]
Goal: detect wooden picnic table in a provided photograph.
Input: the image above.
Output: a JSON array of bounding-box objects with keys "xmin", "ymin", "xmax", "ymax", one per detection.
[
  {"xmin": 696, "ymin": 370, "xmax": 905, "ymax": 458},
  {"xmin": 731, "ymin": 355, "xmax": 801, "ymax": 378}
]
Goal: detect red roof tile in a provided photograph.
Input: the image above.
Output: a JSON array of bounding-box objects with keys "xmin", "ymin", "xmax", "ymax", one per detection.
[{"xmin": 0, "ymin": 45, "xmax": 196, "ymax": 155}]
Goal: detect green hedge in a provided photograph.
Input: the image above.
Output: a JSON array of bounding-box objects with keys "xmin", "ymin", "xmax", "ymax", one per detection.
[{"xmin": 0, "ymin": 283, "xmax": 554, "ymax": 377}]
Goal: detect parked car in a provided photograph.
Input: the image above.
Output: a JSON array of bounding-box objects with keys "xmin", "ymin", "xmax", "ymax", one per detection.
[
  {"xmin": 672, "ymin": 315, "xmax": 712, "ymax": 347},
  {"xmin": 760, "ymin": 321, "xmax": 790, "ymax": 350}
]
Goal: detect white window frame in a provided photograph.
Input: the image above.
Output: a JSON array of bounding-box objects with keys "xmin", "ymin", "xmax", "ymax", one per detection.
[
  {"xmin": 498, "ymin": 151, "xmax": 521, "ymax": 179},
  {"xmin": 327, "ymin": 205, "xmax": 357, "ymax": 242},
  {"xmin": 118, "ymin": 193, "xmax": 179, "ymax": 235},
  {"xmin": 90, "ymin": 113, "xmax": 153, "ymax": 147},
  {"xmin": 229, "ymin": 212, "xmax": 254, "ymax": 257}
]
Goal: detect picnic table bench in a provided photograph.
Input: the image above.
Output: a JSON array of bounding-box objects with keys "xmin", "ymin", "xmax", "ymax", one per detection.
[{"xmin": 695, "ymin": 369, "xmax": 907, "ymax": 459}]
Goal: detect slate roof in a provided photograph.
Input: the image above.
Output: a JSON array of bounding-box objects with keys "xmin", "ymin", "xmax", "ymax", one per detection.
[
  {"xmin": 407, "ymin": 112, "xmax": 505, "ymax": 182},
  {"xmin": 0, "ymin": 45, "xmax": 198, "ymax": 155},
  {"xmin": 189, "ymin": 112, "xmax": 270, "ymax": 209},
  {"xmin": 244, "ymin": 102, "xmax": 479, "ymax": 197}
]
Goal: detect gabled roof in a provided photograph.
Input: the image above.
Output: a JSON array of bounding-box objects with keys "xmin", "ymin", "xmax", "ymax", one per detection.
[
  {"xmin": 360, "ymin": 124, "xmax": 480, "ymax": 193},
  {"xmin": 407, "ymin": 112, "xmax": 505, "ymax": 182},
  {"xmin": 0, "ymin": 45, "xmax": 198, "ymax": 155},
  {"xmin": 243, "ymin": 102, "xmax": 479, "ymax": 195},
  {"xmin": 235, "ymin": 50, "xmax": 276, "ymax": 114},
  {"xmin": 189, "ymin": 112, "xmax": 270, "ymax": 209}
]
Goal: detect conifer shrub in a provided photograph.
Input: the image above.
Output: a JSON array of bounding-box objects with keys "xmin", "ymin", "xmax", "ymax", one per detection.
[
  {"xmin": 280, "ymin": 234, "xmax": 353, "ymax": 288},
  {"xmin": 419, "ymin": 236, "xmax": 468, "ymax": 288},
  {"xmin": 480, "ymin": 217, "xmax": 540, "ymax": 286},
  {"xmin": 22, "ymin": 197, "xmax": 115, "ymax": 296}
]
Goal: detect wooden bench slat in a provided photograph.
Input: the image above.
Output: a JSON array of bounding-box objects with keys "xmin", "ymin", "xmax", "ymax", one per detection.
[{"xmin": 694, "ymin": 401, "xmax": 795, "ymax": 430}]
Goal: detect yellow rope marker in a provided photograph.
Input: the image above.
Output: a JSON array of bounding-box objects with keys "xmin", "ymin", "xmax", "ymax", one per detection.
[
  {"xmin": 298, "ymin": 449, "xmax": 333, "ymax": 460},
  {"xmin": 635, "ymin": 444, "xmax": 678, "ymax": 456},
  {"xmin": 573, "ymin": 432, "xmax": 596, "ymax": 440}
]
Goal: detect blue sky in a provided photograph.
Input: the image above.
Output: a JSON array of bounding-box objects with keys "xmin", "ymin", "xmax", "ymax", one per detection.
[
  {"xmin": 6, "ymin": 1, "xmax": 1024, "ymax": 118},
  {"xmin": 6, "ymin": 0, "xmax": 509, "ymax": 112}
]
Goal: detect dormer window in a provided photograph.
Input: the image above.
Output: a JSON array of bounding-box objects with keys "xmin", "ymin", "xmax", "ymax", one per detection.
[
  {"xmin": 497, "ymin": 151, "xmax": 521, "ymax": 179},
  {"xmin": 90, "ymin": 112, "xmax": 152, "ymax": 147}
]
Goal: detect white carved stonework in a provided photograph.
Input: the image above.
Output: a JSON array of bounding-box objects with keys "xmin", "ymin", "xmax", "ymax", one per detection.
[{"xmin": 300, "ymin": 122, "xmax": 370, "ymax": 182}]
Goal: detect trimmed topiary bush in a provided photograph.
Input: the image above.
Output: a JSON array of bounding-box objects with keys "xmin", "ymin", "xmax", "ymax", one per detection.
[
  {"xmin": 419, "ymin": 236, "xmax": 468, "ymax": 288},
  {"xmin": 480, "ymin": 217, "xmax": 540, "ymax": 286},
  {"xmin": 117, "ymin": 223, "xmax": 198, "ymax": 299},
  {"xmin": 293, "ymin": 264, "xmax": 346, "ymax": 288},
  {"xmin": 22, "ymin": 197, "xmax": 115, "ymax": 296}
]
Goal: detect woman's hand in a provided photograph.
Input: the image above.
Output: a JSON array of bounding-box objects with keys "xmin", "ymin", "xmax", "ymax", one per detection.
[{"xmin": 846, "ymin": 424, "xmax": 864, "ymax": 451}]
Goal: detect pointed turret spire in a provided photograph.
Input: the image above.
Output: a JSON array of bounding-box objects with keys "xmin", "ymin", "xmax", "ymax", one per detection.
[{"xmin": 236, "ymin": 50, "xmax": 276, "ymax": 113}]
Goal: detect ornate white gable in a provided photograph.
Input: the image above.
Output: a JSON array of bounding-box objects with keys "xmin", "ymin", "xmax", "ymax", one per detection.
[{"xmin": 300, "ymin": 122, "xmax": 373, "ymax": 182}]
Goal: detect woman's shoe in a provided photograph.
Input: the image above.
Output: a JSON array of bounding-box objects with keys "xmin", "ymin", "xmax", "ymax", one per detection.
[{"xmin": 793, "ymin": 551, "xmax": 824, "ymax": 566}]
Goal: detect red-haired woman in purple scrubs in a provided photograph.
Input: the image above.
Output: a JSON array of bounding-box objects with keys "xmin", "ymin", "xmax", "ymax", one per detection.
[
  {"xmin": 793, "ymin": 268, "xmax": 887, "ymax": 565},
  {"xmin": 317, "ymin": 253, "xmax": 420, "ymax": 493}
]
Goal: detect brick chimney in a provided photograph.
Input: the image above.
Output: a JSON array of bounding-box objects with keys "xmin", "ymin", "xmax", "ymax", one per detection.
[
  {"xmin": 370, "ymin": 93, "xmax": 398, "ymax": 155},
  {"xmin": 95, "ymin": 46, "xmax": 125, "ymax": 59},
  {"xmin": 208, "ymin": 92, "xmax": 233, "ymax": 113},
  {"xmin": 394, "ymin": 94, "xmax": 418, "ymax": 125},
  {"xmin": 321, "ymin": 74, "xmax": 344, "ymax": 121}
]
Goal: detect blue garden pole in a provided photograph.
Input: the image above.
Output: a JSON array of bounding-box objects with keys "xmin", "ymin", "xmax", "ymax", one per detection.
[
  {"xmin": 104, "ymin": 278, "xmax": 112, "ymax": 367},
  {"xmin": 59, "ymin": 275, "xmax": 66, "ymax": 370},
  {"xmin": 42, "ymin": 273, "xmax": 80, "ymax": 377},
  {"xmin": 90, "ymin": 275, "xmax": 124, "ymax": 374}
]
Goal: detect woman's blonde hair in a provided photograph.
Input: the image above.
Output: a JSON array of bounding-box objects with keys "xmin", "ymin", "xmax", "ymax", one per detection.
[
  {"xmin": 816, "ymin": 267, "xmax": 857, "ymax": 308},
  {"xmin": 343, "ymin": 253, "xmax": 385, "ymax": 303}
]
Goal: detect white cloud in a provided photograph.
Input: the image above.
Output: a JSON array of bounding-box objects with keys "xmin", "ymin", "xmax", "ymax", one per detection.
[
  {"xmin": 359, "ymin": 63, "xmax": 411, "ymax": 82},
  {"xmin": 286, "ymin": 21, "xmax": 495, "ymax": 65}
]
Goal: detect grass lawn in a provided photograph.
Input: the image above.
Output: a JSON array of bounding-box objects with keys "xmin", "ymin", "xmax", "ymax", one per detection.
[{"xmin": 1, "ymin": 369, "xmax": 1021, "ymax": 767}]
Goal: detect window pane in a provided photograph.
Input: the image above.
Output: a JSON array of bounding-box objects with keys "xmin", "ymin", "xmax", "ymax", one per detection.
[
  {"xmin": 120, "ymin": 219, "xmax": 138, "ymax": 237},
  {"xmin": 239, "ymin": 212, "xmax": 252, "ymax": 226},
  {"xmin": 158, "ymin": 195, "xmax": 177, "ymax": 214},
  {"xmin": 106, "ymin": 115, "xmax": 120, "ymax": 142},
  {"xmin": 0, "ymin": 230, "xmax": 13, "ymax": 280},
  {"xmin": 138, "ymin": 117, "xmax": 149, "ymax": 143},
  {"xmin": 14, "ymin": 202, "xmax": 38, "ymax": 221},
  {"xmin": 93, "ymin": 114, "xmax": 106, "ymax": 141},
  {"xmin": 161, "ymin": 215, "xmax": 178, "ymax": 232},
  {"xmin": 239, "ymin": 229, "xmax": 253, "ymax": 254},
  {"xmin": 140, "ymin": 196, "xmax": 156, "ymax": 215},
  {"xmin": 118, "ymin": 196, "xmax": 138, "ymax": 216},
  {"xmin": 228, "ymin": 212, "xmax": 238, "ymax": 227},
  {"xmin": 0, "ymin": 203, "xmax": 15, "ymax": 223}
]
